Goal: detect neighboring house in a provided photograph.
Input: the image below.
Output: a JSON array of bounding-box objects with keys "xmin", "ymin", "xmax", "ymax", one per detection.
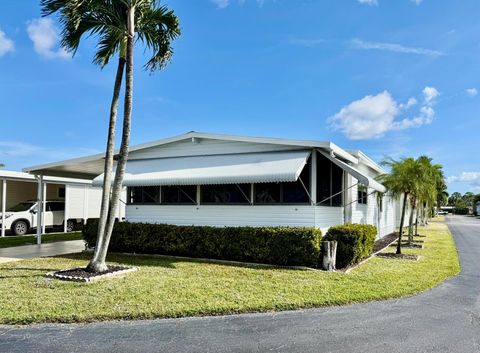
[
  {"xmin": 24, "ymin": 132, "xmax": 395, "ymax": 238},
  {"xmin": 0, "ymin": 170, "xmax": 124, "ymax": 237},
  {"xmin": 475, "ymin": 203, "xmax": 480, "ymax": 216}
]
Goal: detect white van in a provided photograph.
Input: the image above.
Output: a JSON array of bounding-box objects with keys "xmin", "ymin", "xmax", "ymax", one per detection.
[{"xmin": 0, "ymin": 200, "xmax": 76, "ymax": 235}]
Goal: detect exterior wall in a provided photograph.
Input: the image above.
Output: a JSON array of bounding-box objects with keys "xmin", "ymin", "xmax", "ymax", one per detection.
[
  {"xmin": 314, "ymin": 206, "xmax": 344, "ymax": 234},
  {"xmin": 126, "ymin": 205, "xmax": 317, "ymax": 228},
  {"xmin": 349, "ymin": 179, "xmax": 397, "ymax": 239},
  {"xmin": 129, "ymin": 138, "xmax": 304, "ymax": 160},
  {"xmin": 67, "ymin": 185, "xmax": 125, "ymax": 221},
  {"xmin": 378, "ymin": 194, "xmax": 396, "ymax": 238}
]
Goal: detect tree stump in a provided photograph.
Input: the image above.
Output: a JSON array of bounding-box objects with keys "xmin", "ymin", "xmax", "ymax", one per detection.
[{"xmin": 322, "ymin": 241, "xmax": 337, "ymax": 271}]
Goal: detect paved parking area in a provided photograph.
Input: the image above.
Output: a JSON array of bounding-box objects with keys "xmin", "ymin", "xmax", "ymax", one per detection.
[{"xmin": 0, "ymin": 240, "xmax": 84, "ymax": 263}]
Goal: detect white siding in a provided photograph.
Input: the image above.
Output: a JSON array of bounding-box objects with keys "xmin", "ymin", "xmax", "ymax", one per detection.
[
  {"xmin": 126, "ymin": 204, "xmax": 344, "ymax": 234},
  {"xmin": 129, "ymin": 138, "xmax": 304, "ymax": 160},
  {"xmin": 314, "ymin": 206, "xmax": 344, "ymax": 234},
  {"xmin": 126, "ymin": 205, "xmax": 317, "ymax": 228},
  {"xmin": 378, "ymin": 194, "xmax": 396, "ymax": 238},
  {"xmin": 67, "ymin": 185, "xmax": 87, "ymax": 219}
]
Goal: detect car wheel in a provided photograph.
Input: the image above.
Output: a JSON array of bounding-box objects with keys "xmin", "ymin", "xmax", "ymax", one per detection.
[
  {"xmin": 66, "ymin": 220, "xmax": 75, "ymax": 232},
  {"xmin": 12, "ymin": 221, "xmax": 29, "ymax": 236}
]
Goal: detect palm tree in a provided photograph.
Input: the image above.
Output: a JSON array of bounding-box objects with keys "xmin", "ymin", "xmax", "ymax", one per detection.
[
  {"xmin": 377, "ymin": 157, "xmax": 419, "ymax": 254},
  {"xmin": 42, "ymin": 0, "xmax": 180, "ymax": 272},
  {"xmin": 0, "ymin": 164, "xmax": 4, "ymax": 168}
]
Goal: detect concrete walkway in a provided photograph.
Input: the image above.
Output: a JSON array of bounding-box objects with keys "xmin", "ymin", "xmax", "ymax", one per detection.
[
  {"xmin": 0, "ymin": 216, "xmax": 478, "ymax": 353},
  {"xmin": 0, "ymin": 240, "xmax": 84, "ymax": 263}
]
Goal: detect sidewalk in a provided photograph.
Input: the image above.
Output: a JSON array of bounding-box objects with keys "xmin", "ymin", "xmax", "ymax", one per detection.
[{"xmin": 0, "ymin": 240, "xmax": 85, "ymax": 263}]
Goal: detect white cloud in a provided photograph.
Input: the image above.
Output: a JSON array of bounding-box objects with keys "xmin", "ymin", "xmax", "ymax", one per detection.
[
  {"xmin": 0, "ymin": 30, "xmax": 14, "ymax": 57},
  {"xmin": 399, "ymin": 97, "xmax": 417, "ymax": 110},
  {"xmin": 358, "ymin": 0, "xmax": 378, "ymax": 5},
  {"xmin": 423, "ymin": 86, "xmax": 439, "ymax": 104},
  {"xmin": 447, "ymin": 172, "xmax": 480, "ymax": 186},
  {"xmin": 288, "ymin": 38, "xmax": 326, "ymax": 48},
  {"xmin": 359, "ymin": 0, "xmax": 422, "ymax": 5},
  {"xmin": 26, "ymin": 18, "xmax": 70, "ymax": 59},
  {"xmin": 211, "ymin": 0, "xmax": 266, "ymax": 8},
  {"xmin": 466, "ymin": 88, "xmax": 478, "ymax": 97},
  {"xmin": 352, "ymin": 38, "xmax": 445, "ymax": 57},
  {"xmin": 329, "ymin": 86, "xmax": 439, "ymax": 140}
]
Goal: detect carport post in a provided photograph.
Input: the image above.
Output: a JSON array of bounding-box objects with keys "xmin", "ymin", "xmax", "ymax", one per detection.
[
  {"xmin": 42, "ymin": 182, "xmax": 47, "ymax": 234},
  {"xmin": 36, "ymin": 175, "xmax": 43, "ymax": 245},
  {"xmin": 1, "ymin": 179, "xmax": 6, "ymax": 237},
  {"xmin": 63, "ymin": 184, "xmax": 69, "ymax": 233}
]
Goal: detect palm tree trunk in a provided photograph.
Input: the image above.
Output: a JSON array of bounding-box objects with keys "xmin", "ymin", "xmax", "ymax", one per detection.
[
  {"xmin": 89, "ymin": 7, "xmax": 135, "ymax": 272},
  {"xmin": 415, "ymin": 207, "xmax": 419, "ymax": 236},
  {"xmin": 87, "ymin": 57, "xmax": 125, "ymax": 272},
  {"xmin": 408, "ymin": 205, "xmax": 415, "ymax": 245},
  {"xmin": 397, "ymin": 192, "xmax": 408, "ymax": 254}
]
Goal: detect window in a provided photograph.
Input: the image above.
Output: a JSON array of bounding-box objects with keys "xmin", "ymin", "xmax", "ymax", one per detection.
[
  {"xmin": 201, "ymin": 184, "xmax": 251, "ymax": 204},
  {"xmin": 48, "ymin": 202, "xmax": 65, "ymax": 211},
  {"xmin": 316, "ymin": 152, "xmax": 344, "ymax": 207},
  {"xmin": 255, "ymin": 183, "xmax": 281, "ymax": 204},
  {"xmin": 127, "ymin": 186, "xmax": 160, "ymax": 205},
  {"xmin": 162, "ymin": 186, "xmax": 197, "ymax": 205},
  {"xmin": 254, "ymin": 159, "xmax": 311, "ymax": 204},
  {"xmin": 357, "ymin": 185, "xmax": 368, "ymax": 205},
  {"xmin": 58, "ymin": 187, "xmax": 65, "ymax": 198}
]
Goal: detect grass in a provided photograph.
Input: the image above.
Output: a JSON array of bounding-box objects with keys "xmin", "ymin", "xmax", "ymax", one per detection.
[
  {"xmin": 0, "ymin": 232, "xmax": 83, "ymax": 249},
  {"xmin": 0, "ymin": 222, "xmax": 459, "ymax": 325}
]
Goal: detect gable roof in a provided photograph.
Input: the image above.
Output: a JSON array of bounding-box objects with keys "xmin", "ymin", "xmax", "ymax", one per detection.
[{"xmin": 23, "ymin": 131, "xmax": 365, "ymax": 179}]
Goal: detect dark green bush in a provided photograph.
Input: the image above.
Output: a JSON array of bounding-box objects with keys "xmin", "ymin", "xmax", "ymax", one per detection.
[
  {"xmin": 83, "ymin": 219, "xmax": 322, "ymax": 267},
  {"xmin": 454, "ymin": 207, "xmax": 469, "ymax": 215},
  {"xmin": 323, "ymin": 224, "xmax": 377, "ymax": 269}
]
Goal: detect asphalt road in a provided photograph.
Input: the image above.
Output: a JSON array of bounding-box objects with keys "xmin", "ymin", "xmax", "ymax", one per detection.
[{"xmin": 1, "ymin": 215, "xmax": 479, "ymax": 353}]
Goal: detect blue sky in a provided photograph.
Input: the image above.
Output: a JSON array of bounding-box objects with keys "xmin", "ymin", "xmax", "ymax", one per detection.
[{"xmin": 0, "ymin": 0, "xmax": 479, "ymax": 194}]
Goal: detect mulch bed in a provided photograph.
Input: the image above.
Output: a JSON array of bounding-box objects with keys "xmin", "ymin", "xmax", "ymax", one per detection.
[
  {"xmin": 376, "ymin": 253, "xmax": 420, "ymax": 261},
  {"xmin": 373, "ymin": 232, "xmax": 399, "ymax": 253},
  {"xmin": 46, "ymin": 266, "xmax": 138, "ymax": 282}
]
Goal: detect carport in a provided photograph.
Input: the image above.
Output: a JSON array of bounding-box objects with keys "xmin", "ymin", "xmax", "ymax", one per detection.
[{"xmin": 0, "ymin": 170, "xmax": 103, "ymax": 242}]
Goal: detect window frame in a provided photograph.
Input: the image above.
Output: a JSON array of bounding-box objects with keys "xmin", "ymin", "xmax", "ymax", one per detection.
[
  {"xmin": 161, "ymin": 185, "xmax": 197, "ymax": 205},
  {"xmin": 200, "ymin": 184, "xmax": 252, "ymax": 205},
  {"xmin": 357, "ymin": 184, "xmax": 368, "ymax": 205}
]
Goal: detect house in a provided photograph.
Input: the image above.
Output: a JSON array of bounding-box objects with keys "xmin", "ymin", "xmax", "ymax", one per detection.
[
  {"xmin": 0, "ymin": 170, "xmax": 125, "ymax": 237},
  {"xmin": 23, "ymin": 132, "xmax": 396, "ymax": 238}
]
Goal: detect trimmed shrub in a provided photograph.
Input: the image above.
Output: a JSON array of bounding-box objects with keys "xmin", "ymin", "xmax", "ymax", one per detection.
[
  {"xmin": 83, "ymin": 220, "xmax": 322, "ymax": 267},
  {"xmin": 323, "ymin": 224, "xmax": 377, "ymax": 269}
]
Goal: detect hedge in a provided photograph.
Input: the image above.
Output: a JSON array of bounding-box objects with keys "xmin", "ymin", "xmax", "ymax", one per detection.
[
  {"xmin": 83, "ymin": 219, "xmax": 322, "ymax": 267},
  {"xmin": 323, "ymin": 224, "xmax": 377, "ymax": 269}
]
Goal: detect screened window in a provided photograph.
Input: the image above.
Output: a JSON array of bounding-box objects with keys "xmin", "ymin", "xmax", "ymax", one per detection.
[
  {"xmin": 162, "ymin": 186, "xmax": 197, "ymax": 205},
  {"xmin": 316, "ymin": 152, "xmax": 344, "ymax": 207},
  {"xmin": 254, "ymin": 160, "xmax": 310, "ymax": 204},
  {"xmin": 357, "ymin": 185, "xmax": 368, "ymax": 205},
  {"xmin": 201, "ymin": 184, "xmax": 251, "ymax": 204},
  {"xmin": 127, "ymin": 186, "xmax": 160, "ymax": 205},
  {"xmin": 255, "ymin": 183, "xmax": 281, "ymax": 204}
]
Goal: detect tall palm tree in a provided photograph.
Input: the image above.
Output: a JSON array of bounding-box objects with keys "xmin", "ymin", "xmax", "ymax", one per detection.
[
  {"xmin": 42, "ymin": 0, "xmax": 180, "ymax": 272},
  {"xmin": 378, "ymin": 157, "xmax": 419, "ymax": 254}
]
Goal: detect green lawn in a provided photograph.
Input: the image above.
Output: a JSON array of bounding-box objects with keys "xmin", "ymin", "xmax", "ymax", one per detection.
[
  {"xmin": 0, "ymin": 232, "xmax": 83, "ymax": 249},
  {"xmin": 0, "ymin": 222, "xmax": 459, "ymax": 325}
]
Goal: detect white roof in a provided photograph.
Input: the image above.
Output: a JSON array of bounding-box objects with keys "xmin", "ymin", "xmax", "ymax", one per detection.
[
  {"xmin": 0, "ymin": 170, "xmax": 93, "ymax": 185},
  {"xmin": 318, "ymin": 150, "xmax": 386, "ymax": 193},
  {"xmin": 93, "ymin": 150, "xmax": 311, "ymax": 187},
  {"xmin": 23, "ymin": 131, "xmax": 359, "ymax": 179}
]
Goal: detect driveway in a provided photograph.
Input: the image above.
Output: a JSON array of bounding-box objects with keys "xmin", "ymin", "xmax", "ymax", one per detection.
[
  {"xmin": 0, "ymin": 216, "xmax": 479, "ymax": 353},
  {"xmin": 0, "ymin": 240, "xmax": 85, "ymax": 263}
]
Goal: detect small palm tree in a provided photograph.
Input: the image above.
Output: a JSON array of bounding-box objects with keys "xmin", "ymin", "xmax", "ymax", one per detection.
[
  {"xmin": 378, "ymin": 157, "xmax": 419, "ymax": 254},
  {"xmin": 42, "ymin": 0, "xmax": 180, "ymax": 272}
]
